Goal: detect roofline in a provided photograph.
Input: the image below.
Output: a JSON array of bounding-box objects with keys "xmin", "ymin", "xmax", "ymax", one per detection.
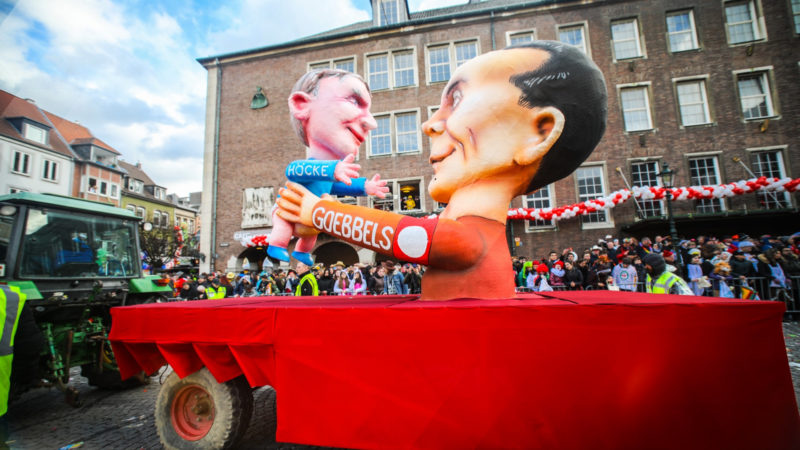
[{"xmin": 196, "ymin": 0, "xmax": 569, "ymax": 66}]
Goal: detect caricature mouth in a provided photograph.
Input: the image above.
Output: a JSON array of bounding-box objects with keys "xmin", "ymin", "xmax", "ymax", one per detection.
[
  {"xmin": 348, "ymin": 127, "xmax": 365, "ymax": 144},
  {"xmin": 430, "ymin": 146, "xmax": 456, "ymax": 172}
]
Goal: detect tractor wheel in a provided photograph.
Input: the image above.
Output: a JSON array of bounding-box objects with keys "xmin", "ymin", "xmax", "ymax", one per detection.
[{"xmin": 156, "ymin": 368, "xmax": 253, "ymax": 450}]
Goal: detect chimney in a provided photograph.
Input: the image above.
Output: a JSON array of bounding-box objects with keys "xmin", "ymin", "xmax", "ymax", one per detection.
[{"xmin": 136, "ymin": 161, "xmax": 142, "ymax": 169}]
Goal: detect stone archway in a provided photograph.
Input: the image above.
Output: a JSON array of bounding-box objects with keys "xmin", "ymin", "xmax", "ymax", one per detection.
[
  {"xmin": 236, "ymin": 246, "xmax": 267, "ymax": 272},
  {"xmin": 313, "ymin": 241, "xmax": 359, "ymax": 267}
]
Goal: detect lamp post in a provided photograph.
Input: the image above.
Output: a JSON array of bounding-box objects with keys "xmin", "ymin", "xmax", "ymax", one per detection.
[{"xmin": 658, "ymin": 163, "xmax": 679, "ymax": 264}]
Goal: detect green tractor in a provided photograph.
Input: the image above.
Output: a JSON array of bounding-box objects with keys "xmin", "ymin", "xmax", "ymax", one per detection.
[{"xmin": 0, "ymin": 192, "xmax": 174, "ymax": 405}]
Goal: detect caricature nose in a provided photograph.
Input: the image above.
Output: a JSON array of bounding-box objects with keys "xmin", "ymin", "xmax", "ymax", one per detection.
[
  {"xmin": 361, "ymin": 113, "xmax": 377, "ymax": 131},
  {"xmin": 422, "ymin": 116, "xmax": 444, "ymax": 137}
]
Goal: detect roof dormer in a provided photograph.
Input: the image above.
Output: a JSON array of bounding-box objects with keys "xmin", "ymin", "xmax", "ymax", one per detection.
[{"xmin": 372, "ymin": 0, "xmax": 409, "ymax": 27}]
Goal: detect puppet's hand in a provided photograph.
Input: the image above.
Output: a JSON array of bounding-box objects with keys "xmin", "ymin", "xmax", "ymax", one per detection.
[
  {"xmin": 277, "ymin": 181, "xmax": 322, "ymax": 228},
  {"xmin": 334, "ymin": 154, "xmax": 361, "ymax": 185},
  {"xmin": 365, "ymin": 174, "xmax": 389, "ymax": 198}
]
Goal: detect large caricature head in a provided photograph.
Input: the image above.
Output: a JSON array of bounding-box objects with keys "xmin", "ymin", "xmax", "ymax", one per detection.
[
  {"xmin": 289, "ymin": 69, "xmax": 377, "ymax": 160},
  {"xmin": 423, "ymin": 41, "xmax": 607, "ymax": 203}
]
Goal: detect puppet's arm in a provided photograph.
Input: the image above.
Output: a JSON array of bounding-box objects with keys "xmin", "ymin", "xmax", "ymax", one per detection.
[
  {"xmin": 330, "ymin": 174, "xmax": 389, "ymax": 198},
  {"xmin": 277, "ymin": 181, "xmax": 480, "ymax": 269},
  {"xmin": 286, "ymin": 154, "xmax": 361, "ymax": 185}
]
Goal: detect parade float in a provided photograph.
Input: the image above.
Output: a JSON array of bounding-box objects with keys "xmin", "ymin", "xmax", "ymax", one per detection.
[{"xmin": 109, "ymin": 42, "xmax": 800, "ymax": 449}]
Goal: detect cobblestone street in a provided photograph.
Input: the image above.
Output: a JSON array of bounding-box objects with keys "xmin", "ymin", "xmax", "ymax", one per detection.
[{"xmin": 7, "ymin": 322, "xmax": 800, "ymax": 449}]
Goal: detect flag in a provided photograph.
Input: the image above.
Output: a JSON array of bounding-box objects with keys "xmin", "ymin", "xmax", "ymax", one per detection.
[{"xmin": 740, "ymin": 285, "xmax": 760, "ymax": 300}]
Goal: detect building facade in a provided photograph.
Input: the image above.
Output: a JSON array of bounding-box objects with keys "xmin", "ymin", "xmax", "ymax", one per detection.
[{"xmin": 199, "ymin": 0, "xmax": 800, "ymax": 273}]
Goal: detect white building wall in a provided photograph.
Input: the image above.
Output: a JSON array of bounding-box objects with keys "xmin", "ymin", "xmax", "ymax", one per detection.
[{"xmin": 0, "ymin": 136, "xmax": 73, "ymax": 196}]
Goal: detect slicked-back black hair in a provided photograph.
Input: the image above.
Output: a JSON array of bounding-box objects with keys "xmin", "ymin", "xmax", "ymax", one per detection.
[{"xmin": 507, "ymin": 41, "xmax": 608, "ymax": 194}]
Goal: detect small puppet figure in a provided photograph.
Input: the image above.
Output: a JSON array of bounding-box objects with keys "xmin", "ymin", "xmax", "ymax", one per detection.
[
  {"xmin": 277, "ymin": 41, "xmax": 607, "ymax": 300},
  {"xmin": 267, "ymin": 69, "xmax": 389, "ymax": 265}
]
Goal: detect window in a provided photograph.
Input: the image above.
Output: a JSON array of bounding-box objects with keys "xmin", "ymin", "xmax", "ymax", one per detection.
[
  {"xmin": 126, "ymin": 205, "xmax": 136, "ymax": 214},
  {"xmin": 99, "ymin": 181, "xmax": 108, "ymax": 196},
  {"xmin": 308, "ymin": 57, "xmax": 355, "ymax": 73},
  {"xmin": 378, "ymin": 0, "xmax": 399, "ymax": 26},
  {"xmin": 136, "ymin": 207, "xmax": 145, "ymax": 218},
  {"xmin": 576, "ymin": 166, "xmax": 610, "ymax": 226},
  {"xmin": 367, "ymin": 49, "xmax": 415, "ymax": 90},
  {"xmin": 558, "ymin": 24, "xmax": 588, "ymax": 54},
  {"xmin": 524, "ymin": 185, "xmax": 555, "ymax": 231},
  {"xmin": 736, "ymin": 70, "xmax": 775, "ymax": 120},
  {"xmin": 750, "ymin": 149, "xmax": 791, "ymax": 208},
  {"xmin": 675, "ymin": 79, "xmax": 711, "ymax": 126},
  {"xmin": 368, "ymin": 110, "xmax": 420, "ymax": 156},
  {"xmin": 688, "ymin": 156, "xmax": 725, "ymax": 213},
  {"xmin": 161, "ymin": 212, "xmax": 170, "ymax": 227},
  {"xmin": 507, "ymin": 30, "xmax": 535, "ymax": 46},
  {"xmin": 611, "ymin": 19, "xmax": 643, "ymax": 60},
  {"xmin": 23, "ymin": 123, "xmax": 47, "ymax": 144},
  {"xmin": 88, "ymin": 177, "xmax": 98, "ymax": 193},
  {"xmin": 793, "ymin": 0, "xmax": 800, "ymax": 34},
  {"xmin": 630, "ymin": 161, "xmax": 663, "ymax": 218},
  {"xmin": 110, "ymin": 184, "xmax": 118, "ymax": 198},
  {"xmin": 620, "ymin": 86, "xmax": 653, "ymax": 132},
  {"xmin": 725, "ymin": 0, "xmax": 764, "ymax": 44},
  {"xmin": 666, "ymin": 10, "xmax": 699, "ymax": 52},
  {"xmin": 427, "ymin": 40, "xmax": 478, "ymax": 84},
  {"xmin": 153, "ymin": 211, "xmax": 161, "ymax": 227},
  {"xmin": 9, "ymin": 187, "xmax": 27, "ymax": 194},
  {"xmin": 12, "ymin": 151, "xmax": 31, "ymax": 175},
  {"xmin": 369, "ymin": 179, "xmax": 424, "ymax": 213},
  {"xmin": 42, "ymin": 159, "xmax": 58, "ymax": 181}
]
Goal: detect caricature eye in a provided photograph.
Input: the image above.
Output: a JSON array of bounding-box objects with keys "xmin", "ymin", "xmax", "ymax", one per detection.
[{"xmin": 451, "ymin": 90, "xmax": 463, "ymax": 109}]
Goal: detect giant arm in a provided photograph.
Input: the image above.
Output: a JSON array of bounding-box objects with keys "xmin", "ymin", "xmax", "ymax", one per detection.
[{"xmin": 276, "ymin": 182, "xmax": 482, "ymax": 270}]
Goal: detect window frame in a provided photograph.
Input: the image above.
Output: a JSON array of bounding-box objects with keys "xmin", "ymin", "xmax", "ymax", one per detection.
[
  {"xmin": 367, "ymin": 108, "xmax": 422, "ymax": 157},
  {"xmin": 367, "ymin": 177, "xmax": 425, "ymax": 213},
  {"xmin": 610, "ymin": 18, "xmax": 645, "ymax": 61},
  {"xmin": 723, "ymin": 0, "xmax": 767, "ymax": 45},
  {"xmin": 575, "ymin": 163, "xmax": 614, "ymax": 229},
  {"xmin": 425, "ymin": 39, "xmax": 480, "ymax": 85},
  {"xmin": 307, "ymin": 56, "xmax": 357, "ymax": 73},
  {"xmin": 523, "ymin": 184, "xmax": 557, "ymax": 232},
  {"xmin": 792, "ymin": 0, "xmax": 800, "ymax": 35},
  {"xmin": 378, "ymin": 0, "xmax": 399, "ymax": 26},
  {"xmin": 666, "ymin": 9, "xmax": 700, "ymax": 53},
  {"xmin": 746, "ymin": 145, "xmax": 792, "ymax": 209},
  {"xmin": 673, "ymin": 76, "xmax": 712, "ymax": 127},
  {"xmin": 618, "ymin": 83, "xmax": 654, "ymax": 132},
  {"xmin": 11, "ymin": 150, "xmax": 32, "ymax": 176},
  {"xmin": 506, "ymin": 29, "xmax": 536, "ymax": 46},
  {"xmin": 686, "ymin": 153, "xmax": 727, "ymax": 213},
  {"xmin": 23, "ymin": 122, "xmax": 48, "ymax": 145},
  {"xmin": 629, "ymin": 159, "xmax": 665, "ymax": 218},
  {"xmin": 557, "ymin": 21, "xmax": 590, "ymax": 56},
  {"xmin": 41, "ymin": 158, "xmax": 59, "ymax": 182},
  {"xmin": 365, "ymin": 47, "xmax": 417, "ymax": 91},
  {"xmin": 733, "ymin": 67, "xmax": 777, "ymax": 121}
]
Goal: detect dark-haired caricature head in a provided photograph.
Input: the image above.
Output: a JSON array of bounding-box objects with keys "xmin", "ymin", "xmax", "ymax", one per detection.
[{"xmin": 423, "ymin": 41, "xmax": 607, "ymax": 209}]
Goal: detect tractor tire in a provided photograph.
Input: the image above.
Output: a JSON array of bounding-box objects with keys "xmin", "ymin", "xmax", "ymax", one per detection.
[{"xmin": 156, "ymin": 368, "xmax": 253, "ymax": 450}]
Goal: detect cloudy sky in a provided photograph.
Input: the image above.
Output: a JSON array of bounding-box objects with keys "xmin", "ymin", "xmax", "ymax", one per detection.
[{"xmin": 0, "ymin": 0, "xmax": 462, "ymax": 197}]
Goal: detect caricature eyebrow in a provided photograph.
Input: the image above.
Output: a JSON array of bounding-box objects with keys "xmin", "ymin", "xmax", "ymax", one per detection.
[
  {"xmin": 444, "ymin": 78, "xmax": 464, "ymax": 99},
  {"xmin": 349, "ymin": 88, "xmax": 367, "ymax": 105}
]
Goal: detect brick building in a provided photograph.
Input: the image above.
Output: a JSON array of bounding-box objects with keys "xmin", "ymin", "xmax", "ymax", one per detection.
[{"xmin": 198, "ymin": 0, "xmax": 800, "ymax": 273}]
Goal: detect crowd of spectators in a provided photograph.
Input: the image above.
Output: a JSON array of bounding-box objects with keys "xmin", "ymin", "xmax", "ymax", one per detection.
[
  {"xmin": 166, "ymin": 260, "xmax": 425, "ymax": 300},
  {"xmin": 512, "ymin": 233, "xmax": 800, "ymax": 302}
]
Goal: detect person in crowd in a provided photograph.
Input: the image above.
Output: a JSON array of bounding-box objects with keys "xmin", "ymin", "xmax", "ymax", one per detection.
[
  {"xmin": 757, "ymin": 248, "xmax": 788, "ymax": 300},
  {"xmin": 404, "ymin": 265, "xmax": 422, "ymax": 295},
  {"xmin": 295, "ymin": 262, "xmax": 319, "ymax": 296},
  {"xmin": 709, "ymin": 261, "xmax": 734, "ymax": 297},
  {"xmin": 334, "ymin": 271, "xmax": 350, "ymax": 295},
  {"xmin": 563, "ymin": 260, "xmax": 583, "ymax": 290},
  {"xmin": 545, "ymin": 251, "xmax": 559, "ymax": 270},
  {"xmin": 549, "ymin": 260, "xmax": 565, "ymax": 288},
  {"xmin": 643, "ymin": 253, "xmax": 693, "ymax": 295},
  {"xmin": 178, "ymin": 278, "xmax": 197, "ymax": 300},
  {"xmin": 256, "ymin": 273, "xmax": 278, "ymax": 296},
  {"xmin": 611, "ymin": 256, "xmax": 638, "ymax": 292},
  {"xmin": 780, "ymin": 247, "xmax": 800, "ymax": 278},
  {"xmin": 317, "ymin": 268, "xmax": 335, "ymax": 296},
  {"xmin": 577, "ymin": 258, "xmax": 596, "ymax": 289},
  {"xmin": 239, "ymin": 279, "xmax": 259, "ymax": 297},
  {"xmin": 593, "ymin": 254, "xmax": 613, "ymax": 290},
  {"xmin": 284, "ymin": 269, "xmax": 299, "ymax": 294},
  {"xmin": 349, "ymin": 271, "xmax": 367, "ymax": 295},
  {"xmin": 371, "ymin": 266, "xmax": 387, "ymax": 295},
  {"xmin": 526, "ymin": 263, "xmax": 550, "ymax": 292},
  {"xmin": 218, "ymin": 272, "xmax": 235, "ymax": 297},
  {"xmin": 385, "ymin": 261, "xmax": 408, "ymax": 295},
  {"xmin": 632, "ymin": 255, "xmax": 648, "ymax": 292},
  {"xmin": 685, "ymin": 249, "xmax": 707, "ymax": 296}
]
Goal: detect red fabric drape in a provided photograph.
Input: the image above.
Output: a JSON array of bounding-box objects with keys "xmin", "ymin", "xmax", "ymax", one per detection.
[{"xmin": 109, "ymin": 292, "xmax": 800, "ymax": 449}]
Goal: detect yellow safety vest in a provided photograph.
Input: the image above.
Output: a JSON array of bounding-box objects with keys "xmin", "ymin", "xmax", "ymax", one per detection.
[
  {"xmin": 0, "ymin": 285, "xmax": 26, "ymax": 417},
  {"xmin": 295, "ymin": 273, "xmax": 319, "ymax": 296},
  {"xmin": 646, "ymin": 271, "xmax": 689, "ymax": 294},
  {"xmin": 212, "ymin": 286, "xmax": 226, "ymax": 299}
]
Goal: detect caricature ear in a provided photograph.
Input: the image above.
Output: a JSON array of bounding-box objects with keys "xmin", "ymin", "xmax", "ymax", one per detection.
[
  {"xmin": 288, "ymin": 91, "xmax": 314, "ymax": 121},
  {"xmin": 514, "ymin": 106, "xmax": 565, "ymax": 166}
]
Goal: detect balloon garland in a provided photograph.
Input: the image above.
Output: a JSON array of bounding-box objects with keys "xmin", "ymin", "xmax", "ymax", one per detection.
[
  {"xmin": 242, "ymin": 177, "xmax": 799, "ymax": 246},
  {"xmin": 507, "ymin": 176, "xmax": 799, "ymax": 222}
]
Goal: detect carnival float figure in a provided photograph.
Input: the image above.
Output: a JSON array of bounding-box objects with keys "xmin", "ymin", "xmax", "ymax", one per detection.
[
  {"xmin": 277, "ymin": 41, "xmax": 608, "ymax": 299},
  {"xmin": 266, "ymin": 69, "xmax": 389, "ymax": 266}
]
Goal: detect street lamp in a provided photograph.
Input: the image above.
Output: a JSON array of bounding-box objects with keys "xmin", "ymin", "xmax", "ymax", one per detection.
[{"xmin": 657, "ymin": 163, "xmax": 679, "ymax": 261}]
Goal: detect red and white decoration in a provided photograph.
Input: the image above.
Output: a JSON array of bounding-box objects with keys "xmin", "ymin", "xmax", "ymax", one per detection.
[
  {"xmin": 242, "ymin": 177, "xmax": 798, "ymax": 246},
  {"xmin": 507, "ymin": 176, "xmax": 800, "ymax": 222}
]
